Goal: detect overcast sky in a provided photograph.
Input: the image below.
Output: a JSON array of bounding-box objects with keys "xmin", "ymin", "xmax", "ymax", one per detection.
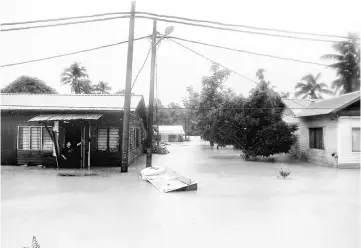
[{"xmin": 1, "ymin": 0, "xmax": 360, "ymax": 106}]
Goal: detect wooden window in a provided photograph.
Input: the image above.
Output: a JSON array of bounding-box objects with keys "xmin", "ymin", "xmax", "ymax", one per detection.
[
  {"xmin": 97, "ymin": 128, "xmax": 108, "ymax": 151},
  {"xmin": 109, "ymin": 128, "xmax": 120, "ymax": 152},
  {"xmin": 309, "ymin": 128, "xmax": 324, "ymax": 149},
  {"xmin": 19, "ymin": 127, "xmax": 30, "ymax": 150},
  {"xmin": 42, "ymin": 127, "xmax": 53, "ymax": 150},
  {"xmin": 97, "ymin": 127, "xmax": 120, "ymax": 152},
  {"xmin": 129, "ymin": 128, "xmax": 134, "ymax": 149},
  {"xmin": 18, "ymin": 126, "xmax": 53, "ymax": 150},
  {"xmin": 135, "ymin": 129, "xmax": 140, "ymax": 148},
  {"xmin": 30, "ymin": 127, "xmax": 41, "ymax": 150},
  {"xmin": 352, "ymin": 128, "xmax": 360, "ymax": 152}
]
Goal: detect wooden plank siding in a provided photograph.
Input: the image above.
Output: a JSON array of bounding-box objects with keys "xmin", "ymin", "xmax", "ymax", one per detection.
[{"xmin": 1, "ymin": 110, "xmax": 146, "ymax": 166}]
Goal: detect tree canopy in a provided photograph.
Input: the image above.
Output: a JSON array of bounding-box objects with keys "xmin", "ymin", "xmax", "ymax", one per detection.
[
  {"xmin": 92, "ymin": 81, "xmax": 112, "ymax": 94},
  {"xmin": 295, "ymin": 73, "xmax": 333, "ymax": 99},
  {"xmin": 1, "ymin": 76, "xmax": 57, "ymax": 94},
  {"xmin": 322, "ymin": 33, "xmax": 360, "ymax": 94},
  {"xmin": 183, "ymin": 66, "xmax": 298, "ymax": 158},
  {"xmin": 61, "ymin": 62, "xmax": 91, "ymax": 94},
  {"xmin": 115, "ymin": 89, "xmax": 136, "ymax": 95}
]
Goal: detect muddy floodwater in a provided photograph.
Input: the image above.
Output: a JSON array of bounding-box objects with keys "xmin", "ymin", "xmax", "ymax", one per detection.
[{"xmin": 1, "ymin": 137, "xmax": 360, "ymax": 248}]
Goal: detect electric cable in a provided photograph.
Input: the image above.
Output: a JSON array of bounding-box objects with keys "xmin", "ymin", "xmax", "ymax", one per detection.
[{"xmin": 1, "ymin": 35, "xmax": 149, "ymax": 68}]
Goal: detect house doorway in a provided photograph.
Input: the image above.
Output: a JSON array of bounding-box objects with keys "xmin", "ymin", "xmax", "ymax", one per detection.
[
  {"xmin": 64, "ymin": 123, "xmax": 81, "ymax": 146},
  {"xmin": 63, "ymin": 122, "xmax": 82, "ymax": 168}
]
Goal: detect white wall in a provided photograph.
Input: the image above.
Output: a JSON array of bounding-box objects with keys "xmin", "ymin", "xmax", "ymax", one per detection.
[{"xmin": 337, "ymin": 116, "xmax": 360, "ymax": 165}]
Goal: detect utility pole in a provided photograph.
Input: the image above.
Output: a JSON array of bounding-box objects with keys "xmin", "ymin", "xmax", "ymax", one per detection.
[
  {"xmin": 121, "ymin": 1, "xmax": 136, "ymax": 173},
  {"xmin": 156, "ymin": 102, "xmax": 160, "ymax": 146},
  {"xmin": 184, "ymin": 114, "xmax": 187, "ymax": 140},
  {"xmin": 146, "ymin": 20, "xmax": 157, "ymax": 168}
]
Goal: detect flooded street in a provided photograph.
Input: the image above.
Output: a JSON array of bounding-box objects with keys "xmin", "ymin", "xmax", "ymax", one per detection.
[{"xmin": 1, "ymin": 137, "xmax": 360, "ymax": 248}]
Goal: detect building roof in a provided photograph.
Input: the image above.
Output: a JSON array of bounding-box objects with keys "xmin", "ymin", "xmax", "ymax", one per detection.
[
  {"xmin": 281, "ymin": 98, "xmax": 321, "ymax": 116},
  {"xmin": 28, "ymin": 114, "xmax": 103, "ymax": 122},
  {"xmin": 158, "ymin": 125, "xmax": 185, "ymax": 135},
  {"xmin": 289, "ymin": 91, "xmax": 360, "ymax": 117},
  {"xmin": 0, "ymin": 93, "xmax": 145, "ymax": 111}
]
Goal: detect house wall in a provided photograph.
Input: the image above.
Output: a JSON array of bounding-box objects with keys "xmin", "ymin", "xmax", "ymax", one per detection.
[
  {"xmin": 337, "ymin": 116, "xmax": 360, "ymax": 168},
  {"xmin": 1, "ymin": 112, "xmax": 52, "ymax": 166},
  {"xmin": 298, "ymin": 114, "xmax": 339, "ymax": 167},
  {"xmin": 1, "ymin": 111, "xmax": 145, "ymax": 166},
  {"xmin": 126, "ymin": 117, "xmax": 145, "ymax": 164}
]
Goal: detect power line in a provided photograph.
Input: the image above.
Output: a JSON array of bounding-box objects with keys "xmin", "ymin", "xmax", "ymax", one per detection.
[
  {"xmin": 167, "ymin": 36, "xmax": 333, "ymax": 67},
  {"xmin": 0, "ymin": 36, "xmax": 149, "ymax": 68},
  {"xmin": 1, "ymin": 15, "xmax": 130, "ymax": 32},
  {"xmin": 288, "ymin": 98, "xmax": 322, "ymax": 115},
  {"xmin": 2, "ymin": 10, "xmax": 354, "ymax": 41},
  {"xmin": 136, "ymin": 12, "xmax": 355, "ymax": 41},
  {"xmin": 168, "ymin": 38, "xmax": 258, "ymax": 84},
  {"xmin": 131, "ymin": 40, "xmax": 163, "ymax": 90},
  {"xmin": 1, "ymin": 12, "xmax": 130, "ymax": 26},
  {"xmin": 131, "ymin": 46, "xmax": 152, "ymax": 90},
  {"xmin": 136, "ymin": 15, "xmax": 346, "ymax": 44}
]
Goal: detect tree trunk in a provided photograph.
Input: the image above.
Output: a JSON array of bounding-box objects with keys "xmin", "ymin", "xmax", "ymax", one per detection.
[{"xmin": 210, "ymin": 141, "xmax": 214, "ymax": 147}]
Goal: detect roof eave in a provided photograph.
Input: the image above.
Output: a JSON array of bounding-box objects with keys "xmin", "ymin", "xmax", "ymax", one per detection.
[{"xmin": 330, "ymin": 97, "xmax": 360, "ymax": 115}]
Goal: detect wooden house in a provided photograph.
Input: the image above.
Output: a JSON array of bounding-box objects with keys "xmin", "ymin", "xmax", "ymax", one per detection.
[{"xmin": 1, "ymin": 93, "xmax": 147, "ymax": 168}]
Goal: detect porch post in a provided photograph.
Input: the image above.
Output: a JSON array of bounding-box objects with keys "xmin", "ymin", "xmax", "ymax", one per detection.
[
  {"xmin": 42, "ymin": 122, "xmax": 60, "ymax": 169},
  {"xmin": 82, "ymin": 124, "xmax": 86, "ymax": 168},
  {"xmin": 88, "ymin": 122, "xmax": 91, "ymax": 170}
]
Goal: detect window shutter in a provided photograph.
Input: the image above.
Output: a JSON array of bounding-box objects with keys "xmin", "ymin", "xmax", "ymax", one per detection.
[
  {"xmin": 97, "ymin": 128, "xmax": 108, "ymax": 151},
  {"xmin": 19, "ymin": 127, "xmax": 30, "ymax": 150},
  {"xmin": 31, "ymin": 127, "xmax": 41, "ymax": 150},
  {"xmin": 317, "ymin": 129, "xmax": 324, "ymax": 149},
  {"xmin": 109, "ymin": 128, "xmax": 120, "ymax": 152},
  {"xmin": 136, "ymin": 129, "xmax": 140, "ymax": 148},
  {"xmin": 42, "ymin": 127, "xmax": 53, "ymax": 150},
  {"xmin": 309, "ymin": 129, "xmax": 314, "ymax": 148},
  {"xmin": 309, "ymin": 128, "xmax": 323, "ymax": 149}
]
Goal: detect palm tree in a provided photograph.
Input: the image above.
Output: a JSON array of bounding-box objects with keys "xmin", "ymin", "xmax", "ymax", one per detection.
[
  {"xmin": 295, "ymin": 73, "xmax": 333, "ymax": 99},
  {"xmin": 61, "ymin": 62, "xmax": 91, "ymax": 94},
  {"xmin": 256, "ymin": 68, "xmax": 266, "ymax": 83},
  {"xmin": 92, "ymin": 81, "xmax": 112, "ymax": 94},
  {"xmin": 321, "ymin": 33, "xmax": 360, "ymax": 94}
]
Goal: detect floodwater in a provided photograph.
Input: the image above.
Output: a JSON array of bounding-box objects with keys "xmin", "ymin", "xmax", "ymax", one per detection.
[{"xmin": 1, "ymin": 137, "xmax": 360, "ymax": 248}]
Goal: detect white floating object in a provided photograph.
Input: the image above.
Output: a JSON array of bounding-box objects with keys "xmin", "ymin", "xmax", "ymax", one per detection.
[{"xmin": 141, "ymin": 166, "xmax": 166, "ymax": 177}]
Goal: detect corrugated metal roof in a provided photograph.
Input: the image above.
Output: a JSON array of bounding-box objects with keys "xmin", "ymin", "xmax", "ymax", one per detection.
[
  {"xmin": 0, "ymin": 93, "xmax": 144, "ymax": 111},
  {"xmin": 158, "ymin": 125, "xmax": 185, "ymax": 135},
  {"xmin": 28, "ymin": 114, "xmax": 103, "ymax": 122},
  {"xmin": 281, "ymin": 99, "xmax": 319, "ymax": 116},
  {"xmin": 296, "ymin": 91, "xmax": 360, "ymax": 117}
]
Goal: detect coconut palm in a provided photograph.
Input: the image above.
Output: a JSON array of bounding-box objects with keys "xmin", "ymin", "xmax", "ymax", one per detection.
[
  {"xmin": 321, "ymin": 33, "xmax": 360, "ymax": 94},
  {"xmin": 256, "ymin": 68, "xmax": 266, "ymax": 82},
  {"xmin": 295, "ymin": 73, "xmax": 333, "ymax": 99},
  {"xmin": 92, "ymin": 81, "xmax": 112, "ymax": 94},
  {"xmin": 61, "ymin": 62, "xmax": 91, "ymax": 94}
]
